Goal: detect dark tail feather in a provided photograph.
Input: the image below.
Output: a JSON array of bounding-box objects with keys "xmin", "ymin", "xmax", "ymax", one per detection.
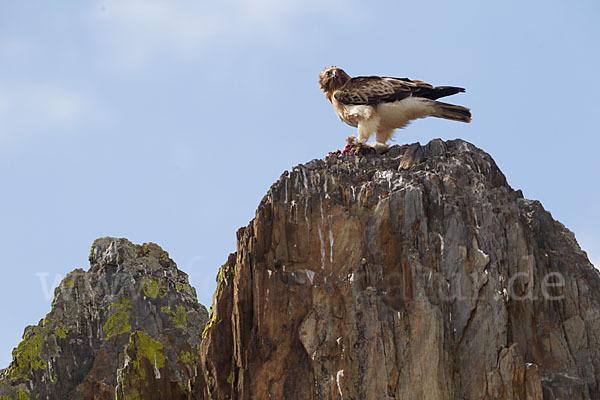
[
  {"xmin": 433, "ymin": 101, "xmax": 472, "ymax": 123},
  {"xmin": 431, "ymin": 86, "xmax": 465, "ymax": 99},
  {"xmin": 416, "ymin": 86, "xmax": 465, "ymax": 100}
]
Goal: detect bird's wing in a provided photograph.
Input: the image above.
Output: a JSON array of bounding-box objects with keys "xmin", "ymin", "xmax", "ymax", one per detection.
[{"xmin": 334, "ymin": 77, "xmax": 432, "ymax": 105}]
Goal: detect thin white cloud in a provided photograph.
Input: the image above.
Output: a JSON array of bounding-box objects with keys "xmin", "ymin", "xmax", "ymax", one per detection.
[
  {"xmin": 90, "ymin": 0, "xmax": 220, "ymax": 69},
  {"xmin": 90, "ymin": 0, "xmax": 358, "ymax": 70}
]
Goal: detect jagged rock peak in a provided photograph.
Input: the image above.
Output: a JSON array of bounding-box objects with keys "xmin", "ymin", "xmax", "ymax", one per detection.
[
  {"xmin": 262, "ymin": 139, "xmax": 509, "ymax": 206},
  {"xmin": 200, "ymin": 138, "xmax": 600, "ymax": 400},
  {"xmin": 0, "ymin": 237, "xmax": 209, "ymax": 400},
  {"xmin": 90, "ymin": 237, "xmax": 179, "ymax": 273}
]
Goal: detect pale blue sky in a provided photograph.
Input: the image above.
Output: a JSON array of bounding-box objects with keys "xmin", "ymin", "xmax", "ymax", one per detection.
[{"xmin": 1, "ymin": 0, "xmax": 598, "ymax": 368}]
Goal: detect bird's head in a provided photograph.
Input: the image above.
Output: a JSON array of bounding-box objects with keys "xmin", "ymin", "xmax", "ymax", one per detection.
[{"xmin": 319, "ymin": 66, "xmax": 350, "ymax": 101}]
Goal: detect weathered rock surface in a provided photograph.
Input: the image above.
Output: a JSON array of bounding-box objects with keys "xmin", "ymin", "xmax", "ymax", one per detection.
[
  {"xmin": 1, "ymin": 139, "xmax": 598, "ymax": 400},
  {"xmin": 199, "ymin": 139, "xmax": 600, "ymax": 399},
  {"xmin": 0, "ymin": 237, "xmax": 208, "ymax": 399}
]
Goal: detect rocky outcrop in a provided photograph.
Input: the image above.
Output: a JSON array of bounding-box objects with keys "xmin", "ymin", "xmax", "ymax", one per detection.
[
  {"xmin": 0, "ymin": 238, "xmax": 208, "ymax": 399},
  {"xmin": 199, "ymin": 139, "xmax": 600, "ymax": 399},
  {"xmin": 1, "ymin": 139, "xmax": 598, "ymax": 400}
]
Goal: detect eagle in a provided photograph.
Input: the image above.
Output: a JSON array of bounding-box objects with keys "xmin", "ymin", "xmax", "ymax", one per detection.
[{"xmin": 318, "ymin": 67, "xmax": 471, "ymax": 149}]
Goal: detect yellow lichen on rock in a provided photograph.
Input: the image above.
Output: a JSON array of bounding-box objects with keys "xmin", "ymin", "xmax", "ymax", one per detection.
[
  {"xmin": 161, "ymin": 305, "xmax": 187, "ymax": 328},
  {"xmin": 8, "ymin": 326, "xmax": 47, "ymax": 381},
  {"xmin": 130, "ymin": 331, "xmax": 165, "ymax": 379},
  {"xmin": 17, "ymin": 391, "xmax": 30, "ymax": 400},
  {"xmin": 103, "ymin": 298, "xmax": 132, "ymax": 339},
  {"xmin": 179, "ymin": 350, "xmax": 193, "ymax": 365},
  {"xmin": 116, "ymin": 331, "xmax": 166, "ymax": 399},
  {"xmin": 142, "ymin": 277, "xmax": 168, "ymax": 299},
  {"xmin": 175, "ymin": 282, "xmax": 193, "ymax": 294}
]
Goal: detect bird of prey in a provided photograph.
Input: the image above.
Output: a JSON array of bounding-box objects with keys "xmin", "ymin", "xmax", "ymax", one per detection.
[{"xmin": 318, "ymin": 66, "xmax": 471, "ymax": 149}]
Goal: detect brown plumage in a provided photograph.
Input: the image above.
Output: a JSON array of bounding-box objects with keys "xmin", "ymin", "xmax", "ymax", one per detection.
[{"xmin": 319, "ymin": 66, "xmax": 471, "ymax": 148}]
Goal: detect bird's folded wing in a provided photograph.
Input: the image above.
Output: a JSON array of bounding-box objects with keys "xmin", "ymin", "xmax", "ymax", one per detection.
[{"xmin": 334, "ymin": 77, "xmax": 429, "ymax": 105}]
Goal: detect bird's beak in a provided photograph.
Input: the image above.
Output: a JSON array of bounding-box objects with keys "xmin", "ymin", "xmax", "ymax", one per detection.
[{"xmin": 333, "ymin": 70, "xmax": 338, "ymax": 78}]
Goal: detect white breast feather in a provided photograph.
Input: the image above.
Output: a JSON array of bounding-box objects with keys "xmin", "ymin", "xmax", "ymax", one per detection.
[
  {"xmin": 346, "ymin": 104, "xmax": 374, "ymax": 119},
  {"xmin": 333, "ymin": 99, "xmax": 375, "ymax": 128}
]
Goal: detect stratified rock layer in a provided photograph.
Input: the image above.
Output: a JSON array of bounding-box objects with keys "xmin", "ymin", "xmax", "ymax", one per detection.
[
  {"xmin": 0, "ymin": 238, "xmax": 208, "ymax": 399},
  {"xmin": 199, "ymin": 139, "xmax": 600, "ymax": 400}
]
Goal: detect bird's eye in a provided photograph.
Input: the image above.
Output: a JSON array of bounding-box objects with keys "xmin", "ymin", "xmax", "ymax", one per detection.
[{"xmin": 326, "ymin": 70, "xmax": 332, "ymax": 77}]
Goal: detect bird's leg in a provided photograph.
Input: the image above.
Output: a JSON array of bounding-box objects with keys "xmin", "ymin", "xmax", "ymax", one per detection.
[
  {"xmin": 375, "ymin": 129, "xmax": 393, "ymax": 145},
  {"xmin": 357, "ymin": 131, "xmax": 370, "ymax": 144},
  {"xmin": 374, "ymin": 128, "xmax": 393, "ymax": 151},
  {"xmin": 357, "ymin": 122, "xmax": 374, "ymax": 144}
]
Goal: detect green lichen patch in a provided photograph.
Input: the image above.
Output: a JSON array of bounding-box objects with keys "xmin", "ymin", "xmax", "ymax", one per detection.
[
  {"xmin": 175, "ymin": 282, "xmax": 193, "ymax": 294},
  {"xmin": 161, "ymin": 305, "xmax": 187, "ymax": 328},
  {"xmin": 129, "ymin": 331, "xmax": 166, "ymax": 381},
  {"xmin": 205, "ymin": 372, "xmax": 214, "ymax": 397},
  {"xmin": 0, "ymin": 392, "xmax": 31, "ymax": 400},
  {"xmin": 17, "ymin": 390, "xmax": 30, "ymax": 400},
  {"xmin": 142, "ymin": 244, "xmax": 150, "ymax": 255},
  {"xmin": 62, "ymin": 279, "xmax": 74, "ymax": 288},
  {"xmin": 40, "ymin": 318, "xmax": 69, "ymax": 340},
  {"xmin": 201, "ymin": 310, "xmax": 215, "ymax": 340},
  {"xmin": 179, "ymin": 350, "xmax": 193, "ymax": 364},
  {"xmin": 103, "ymin": 298, "xmax": 132, "ymax": 340},
  {"xmin": 89, "ymin": 246, "xmax": 95, "ymax": 262},
  {"xmin": 8, "ymin": 326, "xmax": 47, "ymax": 381},
  {"xmin": 171, "ymin": 306, "xmax": 187, "ymax": 328},
  {"xmin": 55, "ymin": 323, "xmax": 68, "ymax": 339},
  {"xmin": 117, "ymin": 332, "xmax": 167, "ymax": 399},
  {"xmin": 142, "ymin": 277, "xmax": 168, "ymax": 299}
]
